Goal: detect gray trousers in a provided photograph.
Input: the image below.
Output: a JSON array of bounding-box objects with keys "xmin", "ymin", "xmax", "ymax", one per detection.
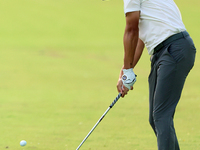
[{"xmin": 148, "ymin": 33, "xmax": 196, "ymax": 150}]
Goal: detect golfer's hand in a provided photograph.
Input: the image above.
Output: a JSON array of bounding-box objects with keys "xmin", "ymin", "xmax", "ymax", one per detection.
[{"xmin": 117, "ymin": 79, "xmax": 133, "ymax": 98}]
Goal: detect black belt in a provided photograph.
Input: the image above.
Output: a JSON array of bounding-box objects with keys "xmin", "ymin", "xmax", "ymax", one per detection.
[{"xmin": 153, "ymin": 31, "xmax": 189, "ymax": 54}]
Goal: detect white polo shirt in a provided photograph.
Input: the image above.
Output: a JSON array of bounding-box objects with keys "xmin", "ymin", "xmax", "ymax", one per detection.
[{"xmin": 124, "ymin": 0, "xmax": 186, "ymax": 55}]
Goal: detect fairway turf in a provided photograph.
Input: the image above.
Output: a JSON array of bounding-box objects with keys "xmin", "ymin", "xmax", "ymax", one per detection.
[{"xmin": 0, "ymin": 0, "xmax": 199, "ymax": 149}]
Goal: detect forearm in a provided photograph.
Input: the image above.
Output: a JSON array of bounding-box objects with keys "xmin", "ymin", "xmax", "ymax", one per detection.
[
  {"xmin": 119, "ymin": 39, "xmax": 144, "ymax": 80},
  {"xmin": 123, "ymin": 28, "xmax": 139, "ymax": 69},
  {"xmin": 132, "ymin": 38, "xmax": 144, "ymax": 68}
]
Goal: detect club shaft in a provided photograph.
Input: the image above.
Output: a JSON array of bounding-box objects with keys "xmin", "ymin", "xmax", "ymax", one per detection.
[
  {"xmin": 76, "ymin": 107, "xmax": 110, "ymax": 150},
  {"xmin": 76, "ymin": 93, "xmax": 121, "ymax": 150}
]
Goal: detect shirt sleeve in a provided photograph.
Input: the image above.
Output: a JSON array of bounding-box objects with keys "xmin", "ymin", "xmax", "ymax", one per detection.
[{"xmin": 123, "ymin": 0, "xmax": 141, "ymax": 14}]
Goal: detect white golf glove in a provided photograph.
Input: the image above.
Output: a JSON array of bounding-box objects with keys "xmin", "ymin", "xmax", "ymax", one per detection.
[{"xmin": 121, "ymin": 68, "xmax": 136, "ymax": 90}]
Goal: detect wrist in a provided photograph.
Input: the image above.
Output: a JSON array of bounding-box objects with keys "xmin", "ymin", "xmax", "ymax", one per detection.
[{"xmin": 123, "ymin": 63, "xmax": 134, "ymax": 69}]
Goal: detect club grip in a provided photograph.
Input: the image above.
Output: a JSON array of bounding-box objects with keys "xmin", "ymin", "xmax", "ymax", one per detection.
[{"xmin": 109, "ymin": 93, "xmax": 122, "ymax": 108}]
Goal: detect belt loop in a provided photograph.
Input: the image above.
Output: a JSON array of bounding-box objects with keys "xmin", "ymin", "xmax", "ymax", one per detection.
[
  {"xmin": 182, "ymin": 31, "xmax": 189, "ymax": 38},
  {"xmin": 181, "ymin": 31, "xmax": 184, "ymax": 38}
]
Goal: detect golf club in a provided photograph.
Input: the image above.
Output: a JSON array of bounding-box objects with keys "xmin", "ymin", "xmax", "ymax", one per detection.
[{"xmin": 76, "ymin": 93, "xmax": 122, "ymax": 150}]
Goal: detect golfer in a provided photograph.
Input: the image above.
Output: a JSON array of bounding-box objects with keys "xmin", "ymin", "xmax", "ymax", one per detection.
[{"xmin": 116, "ymin": 0, "xmax": 196, "ymax": 150}]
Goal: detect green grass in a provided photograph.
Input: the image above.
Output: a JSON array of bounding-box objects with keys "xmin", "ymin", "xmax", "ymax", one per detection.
[{"xmin": 0, "ymin": 0, "xmax": 199, "ymax": 149}]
